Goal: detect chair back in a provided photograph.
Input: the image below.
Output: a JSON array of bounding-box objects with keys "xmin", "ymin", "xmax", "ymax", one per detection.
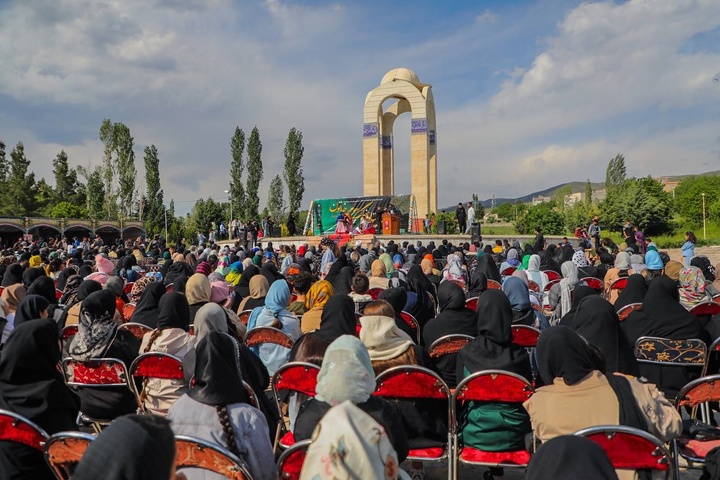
[
  {"xmin": 118, "ymin": 322, "xmax": 153, "ymax": 340},
  {"xmin": 43, "ymin": 431, "xmax": 95, "ymax": 480},
  {"xmin": 543, "ymin": 270, "xmax": 560, "ymax": 281},
  {"xmin": 527, "ymin": 280, "xmax": 540, "ymax": 293},
  {"xmin": 123, "ymin": 282, "xmax": 134, "ymax": 295},
  {"xmin": 165, "ymin": 283, "xmax": 174, "ymax": 293},
  {"xmin": 62, "ymin": 325, "xmax": 78, "ymax": 343},
  {"xmin": 427, "ymin": 334, "xmax": 473, "ymax": 359},
  {"xmin": 62, "ymin": 357, "xmax": 133, "ymax": 389},
  {"xmin": 238, "ymin": 310, "xmax": 253, "ymax": 325},
  {"xmin": 543, "ymin": 278, "xmax": 560, "ymax": 293},
  {"xmin": 607, "ymin": 276, "xmax": 629, "ymax": 296},
  {"xmin": 367, "ymin": 288, "xmax": 384, "ymax": 300},
  {"xmin": 277, "ymin": 439, "xmax": 311, "ymax": 480},
  {"xmin": 487, "ymin": 279, "xmax": 502, "ymax": 290},
  {"xmin": 465, "ymin": 297, "xmax": 478, "ymax": 312},
  {"xmin": 690, "ymin": 302, "xmax": 720, "ymax": 317},
  {"xmin": 245, "ymin": 326, "xmax": 295, "ymax": 350},
  {"xmin": 0, "ymin": 409, "xmax": 48, "ymax": 451},
  {"xmin": 374, "ymin": 365, "xmax": 450, "ymax": 401},
  {"xmin": 580, "ymin": 276, "xmax": 604, "ymax": 292},
  {"xmin": 272, "ymin": 362, "xmax": 321, "ymax": 400},
  {"xmin": 617, "ymin": 303, "xmax": 642, "ymax": 321},
  {"xmin": 122, "ymin": 303, "xmax": 136, "ymax": 320},
  {"xmin": 130, "ymin": 353, "xmax": 184, "ymax": 381},
  {"xmin": 574, "ymin": 425, "xmax": 674, "ymax": 480},
  {"xmin": 675, "ymin": 374, "xmax": 720, "ymax": 410},
  {"xmin": 500, "ymin": 266, "xmax": 517, "ymax": 277},
  {"xmin": 399, "ymin": 311, "xmax": 421, "ymax": 343},
  {"xmin": 511, "ymin": 325, "xmax": 541, "ymax": 348},
  {"xmin": 56, "ymin": 289, "xmax": 63, "ymax": 300},
  {"xmin": 175, "ymin": 435, "xmax": 254, "ymax": 480},
  {"xmin": 634, "ymin": 337, "xmax": 707, "ymax": 367},
  {"xmin": 453, "ymin": 370, "xmax": 534, "ymax": 404}
]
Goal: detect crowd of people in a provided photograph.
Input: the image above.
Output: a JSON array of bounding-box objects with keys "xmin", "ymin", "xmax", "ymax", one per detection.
[{"xmin": 0, "ymin": 227, "xmax": 718, "ymax": 479}]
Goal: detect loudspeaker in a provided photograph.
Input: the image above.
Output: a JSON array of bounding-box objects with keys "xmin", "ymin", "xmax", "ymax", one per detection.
[
  {"xmin": 272, "ymin": 226, "xmax": 281, "ymax": 237},
  {"xmin": 471, "ymin": 223, "xmax": 482, "ymax": 243},
  {"xmin": 436, "ymin": 220, "xmax": 446, "ymax": 235}
]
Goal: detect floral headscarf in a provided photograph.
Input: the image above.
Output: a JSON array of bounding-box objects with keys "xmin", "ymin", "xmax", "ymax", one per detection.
[
  {"xmin": 572, "ymin": 250, "xmax": 588, "ymax": 268},
  {"xmin": 678, "ymin": 266, "xmax": 709, "ymax": 309}
]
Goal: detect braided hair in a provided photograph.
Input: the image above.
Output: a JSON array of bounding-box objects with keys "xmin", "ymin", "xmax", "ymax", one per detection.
[
  {"xmin": 216, "ymin": 405, "xmax": 240, "ymax": 456},
  {"xmin": 138, "ymin": 327, "xmax": 164, "ymax": 406}
]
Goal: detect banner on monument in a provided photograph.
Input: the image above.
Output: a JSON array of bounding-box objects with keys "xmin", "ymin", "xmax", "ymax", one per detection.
[{"xmin": 310, "ymin": 195, "xmax": 413, "ymax": 235}]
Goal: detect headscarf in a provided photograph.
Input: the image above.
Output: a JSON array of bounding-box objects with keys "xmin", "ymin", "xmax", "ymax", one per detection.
[
  {"xmin": 691, "ymin": 256, "xmax": 716, "ymax": 282},
  {"xmin": 474, "ymin": 253, "xmax": 501, "ymax": 282},
  {"xmin": 13, "ymin": 294, "xmax": 49, "ymax": 327},
  {"xmin": 27, "ymin": 276, "xmax": 58, "ymax": 308},
  {"xmin": 68, "ymin": 290, "xmax": 118, "ymax": 361},
  {"xmin": 527, "ymin": 436, "xmax": 619, "ymax": 480},
  {"xmin": 442, "ymin": 254, "xmax": 466, "ymax": 286},
  {"xmin": 571, "ymin": 250, "xmax": 588, "ymax": 268},
  {"xmin": 1, "ymin": 284, "xmax": 27, "ymax": 313},
  {"xmin": 246, "ymin": 279, "xmax": 296, "ymax": 331},
  {"xmin": 645, "ymin": 250, "xmax": 663, "ymax": 270},
  {"xmin": 379, "ymin": 253, "xmax": 395, "ymax": 276},
  {"xmin": 467, "ymin": 268, "xmax": 488, "ymax": 298},
  {"xmin": 614, "ymin": 252, "xmax": 632, "ymax": 270},
  {"xmin": 188, "ymin": 332, "xmax": 249, "ymax": 406},
  {"xmin": 370, "ymin": 259, "xmax": 387, "ymax": 278},
  {"xmin": 104, "ymin": 276, "xmax": 125, "ymax": 299},
  {"xmin": 299, "ymin": 401, "xmax": 399, "ymax": 480},
  {"xmin": 29, "ymin": 255, "xmax": 42, "ymax": 268},
  {"xmin": 502, "ymin": 276, "xmax": 531, "ymax": 313},
  {"xmin": 185, "ymin": 273, "xmax": 211, "ymax": 305},
  {"xmin": 505, "ymin": 248, "xmax": 520, "ymax": 267},
  {"xmin": 235, "ymin": 264, "xmax": 259, "ymax": 298},
  {"xmin": 315, "ymin": 336, "xmax": 376, "ymax": 406},
  {"xmin": 193, "ymin": 303, "xmax": 228, "ymax": 341},
  {"xmin": 558, "ymin": 261, "xmax": 579, "ymax": 317},
  {"xmin": 420, "ymin": 258, "xmax": 434, "ymax": 275},
  {"xmin": 359, "ymin": 314, "xmax": 413, "ymax": 361},
  {"xmin": 305, "ymin": 280, "xmax": 334, "ymax": 310},
  {"xmin": 0, "ymin": 319, "xmax": 78, "ymax": 424},
  {"xmin": 156, "ymin": 292, "xmax": 190, "ymax": 331},
  {"xmin": 457, "ymin": 290, "xmax": 531, "ymax": 378},
  {"xmin": 260, "ymin": 262, "xmax": 284, "ymax": 285},
  {"xmin": 558, "ymin": 285, "xmax": 600, "ymax": 325},
  {"xmin": 22, "ymin": 267, "xmax": 45, "ymax": 288},
  {"xmin": 72, "ymin": 414, "xmax": 176, "ymax": 480},
  {"xmin": 613, "ymin": 274, "xmax": 648, "ymax": 312},
  {"xmin": 56, "ymin": 267, "xmax": 76, "ymax": 291},
  {"xmin": 315, "ymin": 294, "xmax": 357, "ymax": 344},
  {"xmin": 1, "ymin": 263, "xmax": 23, "ymax": 287},
  {"xmin": 210, "ymin": 281, "xmax": 233, "ymax": 308},
  {"xmin": 664, "ymin": 260, "xmax": 683, "ymax": 281},
  {"xmin": 678, "ymin": 266, "xmax": 710, "ymax": 309},
  {"xmin": 559, "ymin": 244, "xmax": 575, "ymax": 263},
  {"xmin": 225, "ymin": 261, "xmax": 243, "ymax": 286},
  {"xmin": 130, "ymin": 276, "xmax": 154, "ymax": 299},
  {"xmin": 130, "ymin": 282, "xmax": 166, "ymax": 328},
  {"xmin": 571, "ymin": 296, "xmax": 639, "ymax": 376},
  {"xmin": 405, "ymin": 264, "xmax": 436, "ymax": 319},
  {"xmin": 195, "ymin": 261, "xmax": 212, "ymax": 276}
]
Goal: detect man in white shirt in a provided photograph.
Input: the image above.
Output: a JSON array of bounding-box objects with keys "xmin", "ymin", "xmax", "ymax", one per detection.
[{"xmin": 465, "ymin": 202, "xmax": 475, "ymax": 233}]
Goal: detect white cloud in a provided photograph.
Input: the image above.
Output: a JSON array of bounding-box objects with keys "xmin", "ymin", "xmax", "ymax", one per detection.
[{"xmin": 476, "ymin": 9, "xmax": 498, "ymax": 24}]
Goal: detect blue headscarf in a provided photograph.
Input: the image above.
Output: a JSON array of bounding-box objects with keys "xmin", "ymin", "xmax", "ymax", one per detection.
[
  {"xmin": 502, "ymin": 277, "xmax": 531, "ymax": 312},
  {"xmin": 645, "ymin": 250, "xmax": 664, "ymax": 270},
  {"xmin": 247, "ymin": 280, "xmax": 293, "ymax": 331}
]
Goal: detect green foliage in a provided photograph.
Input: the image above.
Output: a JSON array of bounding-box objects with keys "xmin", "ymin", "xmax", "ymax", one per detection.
[
  {"xmin": 474, "ymin": 203, "xmax": 485, "ymax": 221},
  {"xmin": 98, "ymin": 119, "xmax": 137, "ymax": 219},
  {"xmin": 493, "ymin": 202, "xmax": 515, "ymax": 222},
  {"xmin": 229, "ymin": 127, "xmax": 246, "ymax": 221},
  {"xmin": 267, "ymin": 174, "xmax": 286, "ymax": 221},
  {"xmin": 52, "ymin": 150, "xmax": 84, "ymax": 207},
  {"xmin": 605, "ymin": 153, "xmax": 627, "ymax": 192},
  {"xmin": 514, "ymin": 202, "xmax": 565, "ymax": 235},
  {"xmin": 4, "ymin": 142, "xmax": 36, "ymax": 216},
  {"xmin": 143, "ymin": 145, "xmax": 165, "ymax": 236},
  {"xmin": 553, "ymin": 185, "xmax": 572, "ymax": 212},
  {"xmin": 49, "ymin": 201, "xmax": 86, "ymax": 218},
  {"xmin": 34, "ymin": 179, "xmax": 54, "ymax": 216},
  {"xmin": 85, "ymin": 167, "xmax": 105, "ymax": 219},
  {"xmin": 600, "ymin": 176, "xmax": 673, "ymax": 235},
  {"xmin": 673, "ymin": 175, "xmax": 720, "ymax": 225},
  {"xmin": 283, "ymin": 127, "xmax": 305, "ymax": 215},
  {"xmin": 0, "ymin": 140, "xmax": 8, "ymax": 184},
  {"xmin": 99, "ymin": 119, "xmax": 117, "ymax": 218},
  {"xmin": 245, "ymin": 126, "xmax": 263, "ymax": 220},
  {"xmin": 189, "ymin": 198, "xmax": 225, "ymax": 235},
  {"xmin": 563, "ymin": 201, "xmax": 593, "ymax": 232},
  {"xmin": 430, "ymin": 212, "xmax": 458, "ymax": 234},
  {"xmin": 585, "ymin": 179, "xmax": 593, "ymax": 206}
]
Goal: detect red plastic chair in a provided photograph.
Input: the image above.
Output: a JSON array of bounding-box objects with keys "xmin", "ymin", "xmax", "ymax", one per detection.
[
  {"xmin": 400, "ymin": 311, "xmax": 421, "ymax": 344},
  {"xmin": 527, "ymin": 280, "xmax": 540, "ymax": 293},
  {"xmin": 367, "ymin": 288, "xmax": 384, "ymax": 300},
  {"xmin": 122, "ymin": 303, "xmax": 136, "ymax": 320},
  {"xmin": 237, "ymin": 309, "xmax": 253, "ymax": 326},
  {"xmin": 175, "ymin": 435, "xmax": 254, "ymax": 480},
  {"xmin": 165, "ymin": 283, "xmax": 174, "ymax": 293},
  {"xmin": 123, "ymin": 282, "xmax": 134, "ymax": 296},
  {"xmin": 118, "ymin": 322, "xmax": 152, "ymax": 340},
  {"xmin": 511, "ymin": 325, "xmax": 541, "ymax": 348},
  {"xmin": 542, "ymin": 270, "xmax": 560, "ymax": 281},
  {"xmin": 61, "ymin": 325, "xmax": 78, "ymax": 343},
  {"xmin": 451, "ymin": 370, "xmax": 534, "ymax": 477},
  {"xmin": 465, "ymin": 297, "xmax": 478, "ymax": 312},
  {"xmin": 690, "ymin": 301, "xmax": 720, "ymax": 317},
  {"xmin": 606, "ymin": 276, "xmax": 629, "ymax": 299},
  {"xmin": 500, "ymin": 266, "xmax": 516, "ymax": 277},
  {"xmin": 373, "ymin": 366, "xmax": 451, "ymax": 467},
  {"xmin": 271, "ymin": 362, "xmax": 321, "ymax": 450},
  {"xmin": 673, "ymin": 374, "xmax": 720, "ymax": 477},
  {"xmin": 56, "ymin": 288, "xmax": 63, "ymax": 300},
  {"xmin": 487, "ymin": 279, "xmax": 502, "ymax": 290},
  {"xmin": 129, "ymin": 353, "xmax": 184, "ymax": 412},
  {"xmin": 43, "ymin": 431, "xmax": 95, "ymax": 480},
  {"xmin": 580, "ymin": 276, "xmax": 604, "ymax": 292},
  {"xmin": 543, "ymin": 278, "xmax": 560, "ymax": 294},
  {"xmin": 574, "ymin": 425, "xmax": 674, "ymax": 480},
  {"xmin": 427, "ymin": 334, "xmax": 473, "ymax": 360},
  {"xmin": 245, "ymin": 327, "xmax": 295, "ymax": 350},
  {"xmin": 0, "ymin": 408, "xmax": 48, "ymax": 452},
  {"xmin": 276, "ymin": 439, "xmax": 311, "ymax": 480},
  {"xmin": 617, "ymin": 302, "xmax": 642, "ymax": 321}
]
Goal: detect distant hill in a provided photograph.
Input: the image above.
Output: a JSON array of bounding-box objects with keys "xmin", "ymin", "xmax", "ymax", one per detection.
[{"xmin": 439, "ymin": 169, "xmax": 720, "ymax": 211}]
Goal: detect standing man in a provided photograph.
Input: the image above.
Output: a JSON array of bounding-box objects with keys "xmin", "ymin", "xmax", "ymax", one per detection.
[
  {"xmin": 532, "ymin": 226, "xmax": 545, "ymax": 253},
  {"xmin": 587, "ymin": 216, "xmax": 601, "ymax": 249},
  {"xmin": 455, "ymin": 202, "xmax": 467, "ymax": 233},
  {"xmin": 465, "ymin": 202, "xmax": 475, "ymax": 234},
  {"xmin": 622, "ymin": 219, "xmax": 636, "ymax": 249}
]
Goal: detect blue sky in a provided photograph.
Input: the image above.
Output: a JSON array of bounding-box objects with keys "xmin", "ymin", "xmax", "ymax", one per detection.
[{"xmin": 0, "ymin": 0, "xmax": 719, "ymax": 214}]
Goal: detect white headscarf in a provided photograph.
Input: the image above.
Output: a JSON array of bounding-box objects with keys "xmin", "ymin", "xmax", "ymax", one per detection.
[
  {"xmin": 359, "ymin": 315, "xmax": 413, "ymax": 362},
  {"xmin": 559, "ymin": 261, "xmax": 579, "ymax": 317},
  {"xmin": 299, "ymin": 401, "xmax": 400, "ymax": 480},
  {"xmin": 193, "ymin": 303, "xmax": 228, "ymax": 341},
  {"xmin": 315, "ymin": 336, "xmax": 376, "ymax": 406},
  {"xmin": 615, "ymin": 252, "xmax": 632, "ymax": 270}
]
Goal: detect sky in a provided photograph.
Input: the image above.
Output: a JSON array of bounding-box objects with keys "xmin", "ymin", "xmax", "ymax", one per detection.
[{"xmin": 1, "ymin": 0, "xmax": 719, "ymax": 215}]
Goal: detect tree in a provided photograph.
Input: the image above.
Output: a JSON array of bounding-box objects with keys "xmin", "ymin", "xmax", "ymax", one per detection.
[
  {"xmin": 114, "ymin": 123, "xmax": 136, "ymax": 219},
  {"xmin": 585, "ymin": 179, "xmax": 593, "ymax": 206},
  {"xmin": 49, "ymin": 201, "xmax": 86, "ymax": 219},
  {"xmin": 189, "ymin": 198, "xmax": 225, "ymax": 234},
  {"xmin": 673, "ymin": 175, "xmax": 720, "ymax": 225},
  {"xmin": 600, "ymin": 177, "xmax": 673, "ymax": 235},
  {"xmin": 283, "ymin": 127, "xmax": 305, "ymax": 215},
  {"xmin": 514, "ymin": 202, "xmax": 565, "ymax": 235},
  {"xmin": 52, "ymin": 150, "xmax": 83, "ymax": 206},
  {"xmin": 493, "ymin": 202, "xmax": 515, "ymax": 222},
  {"xmin": 99, "ymin": 119, "xmax": 117, "ymax": 218},
  {"xmin": 4, "ymin": 142, "xmax": 36, "ymax": 216},
  {"xmin": 229, "ymin": 127, "xmax": 246, "ymax": 221},
  {"xmin": 245, "ymin": 126, "xmax": 263, "ymax": 220},
  {"xmin": 605, "ymin": 153, "xmax": 627, "ymax": 192},
  {"xmin": 34, "ymin": 179, "xmax": 54, "ymax": 216},
  {"xmin": 267, "ymin": 175, "xmax": 286, "ymax": 220},
  {"xmin": 86, "ymin": 166, "xmax": 105, "ymax": 219},
  {"xmin": 0, "ymin": 140, "xmax": 7, "ymax": 184},
  {"xmin": 553, "ymin": 185, "xmax": 572, "ymax": 212},
  {"xmin": 143, "ymin": 145, "xmax": 165, "ymax": 235}
]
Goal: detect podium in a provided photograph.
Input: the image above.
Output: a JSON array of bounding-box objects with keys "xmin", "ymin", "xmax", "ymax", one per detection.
[{"xmin": 382, "ymin": 213, "xmax": 400, "ymax": 235}]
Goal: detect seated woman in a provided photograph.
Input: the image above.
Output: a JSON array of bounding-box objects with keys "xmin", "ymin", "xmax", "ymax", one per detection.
[
  {"xmin": 527, "ymin": 436, "xmax": 619, "ymax": 480},
  {"xmin": 613, "ymin": 274, "xmax": 648, "ymax": 313},
  {"xmin": 12, "ymin": 294, "xmax": 50, "ymax": 327},
  {"xmin": 300, "ymin": 279, "xmax": 334, "ymax": 333},
  {"xmin": 246, "ymin": 280, "xmax": 302, "ymax": 376},
  {"xmin": 237, "ymin": 274, "xmax": 269, "ymax": 313},
  {"xmin": 168, "ymin": 331, "xmax": 276, "ymax": 480},
  {"xmin": 294, "ymin": 335, "xmax": 409, "ymax": 461},
  {"xmin": 368, "ymin": 259, "xmax": 391, "ymax": 290},
  {"xmin": 67, "ymin": 290, "xmax": 140, "ymax": 421},
  {"xmin": 441, "ymin": 253, "xmax": 468, "ymax": 289},
  {"xmin": 620, "ymin": 275, "xmax": 705, "ymax": 399},
  {"xmin": 548, "ymin": 261, "xmax": 580, "ymax": 319},
  {"xmin": 604, "ymin": 252, "xmax": 634, "ymax": 303},
  {"xmin": 422, "ymin": 281, "xmax": 477, "ymax": 388},
  {"xmin": 502, "ymin": 276, "xmax": 548, "ymax": 329},
  {"xmin": 678, "ymin": 266, "xmax": 713, "ymax": 310},
  {"xmin": 456, "ymin": 290, "xmax": 532, "ymax": 463},
  {"xmin": 359, "ymin": 300, "xmax": 446, "ymax": 476},
  {"xmin": 129, "ymin": 282, "xmax": 166, "ymax": 328},
  {"xmin": 138, "ymin": 292, "xmax": 195, "ymax": 416},
  {"xmin": 499, "ymin": 248, "xmax": 521, "ymax": 274},
  {"xmin": 525, "ymin": 254, "xmax": 549, "ymax": 294},
  {"xmin": 0, "ymin": 319, "xmax": 80, "ymax": 480},
  {"xmin": 1, "ymin": 283, "xmax": 26, "ymax": 344},
  {"xmin": 524, "ymin": 326, "xmax": 681, "ymax": 480},
  {"xmin": 404, "ymin": 264, "xmax": 437, "ymax": 328}
]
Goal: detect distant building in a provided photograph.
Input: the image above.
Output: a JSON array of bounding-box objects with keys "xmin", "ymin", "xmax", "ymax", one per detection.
[
  {"xmin": 656, "ymin": 177, "xmax": 681, "ymax": 194},
  {"xmin": 532, "ymin": 195, "xmax": 552, "ymax": 205},
  {"xmin": 562, "ymin": 189, "xmax": 606, "ymax": 206}
]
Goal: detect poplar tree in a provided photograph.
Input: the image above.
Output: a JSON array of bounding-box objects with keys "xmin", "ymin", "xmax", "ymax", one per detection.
[
  {"xmin": 86, "ymin": 167, "xmax": 105, "ymax": 219},
  {"xmin": 143, "ymin": 145, "xmax": 164, "ymax": 235},
  {"xmin": 267, "ymin": 175, "xmax": 286, "ymax": 220},
  {"xmin": 245, "ymin": 126, "xmax": 263, "ymax": 220},
  {"xmin": 283, "ymin": 127, "xmax": 305, "ymax": 215},
  {"xmin": 229, "ymin": 127, "xmax": 246, "ymax": 221}
]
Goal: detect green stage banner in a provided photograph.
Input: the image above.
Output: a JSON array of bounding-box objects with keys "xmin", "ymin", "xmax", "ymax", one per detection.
[{"xmin": 311, "ymin": 195, "xmax": 413, "ymax": 235}]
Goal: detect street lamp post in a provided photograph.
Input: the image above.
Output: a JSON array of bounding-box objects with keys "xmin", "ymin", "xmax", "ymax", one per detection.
[
  {"xmin": 223, "ymin": 190, "xmax": 232, "ymax": 224},
  {"xmin": 702, "ymin": 193, "xmax": 707, "ymax": 240}
]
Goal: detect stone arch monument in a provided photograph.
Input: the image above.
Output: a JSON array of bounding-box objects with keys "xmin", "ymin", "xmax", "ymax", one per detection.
[{"xmin": 363, "ymin": 68, "xmax": 437, "ymax": 219}]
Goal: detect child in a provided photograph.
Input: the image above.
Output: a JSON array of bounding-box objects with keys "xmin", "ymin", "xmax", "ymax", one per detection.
[
  {"xmin": 348, "ymin": 274, "xmax": 373, "ymax": 313},
  {"xmin": 681, "ymin": 231, "xmax": 696, "ymax": 266}
]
